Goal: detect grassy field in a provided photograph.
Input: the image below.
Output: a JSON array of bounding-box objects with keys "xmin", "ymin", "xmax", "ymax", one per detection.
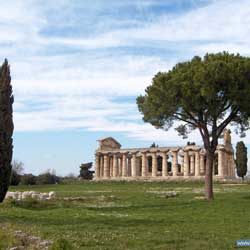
[{"xmin": 0, "ymin": 181, "xmax": 250, "ymax": 250}]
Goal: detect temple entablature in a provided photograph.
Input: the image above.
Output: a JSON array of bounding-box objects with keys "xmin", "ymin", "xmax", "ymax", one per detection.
[{"xmin": 94, "ymin": 132, "xmax": 235, "ymax": 180}]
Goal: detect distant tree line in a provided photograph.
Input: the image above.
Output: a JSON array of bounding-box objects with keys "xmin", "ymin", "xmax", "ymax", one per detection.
[
  {"xmin": 10, "ymin": 162, "xmax": 61, "ymax": 186},
  {"xmin": 10, "ymin": 160, "xmax": 94, "ymax": 186}
]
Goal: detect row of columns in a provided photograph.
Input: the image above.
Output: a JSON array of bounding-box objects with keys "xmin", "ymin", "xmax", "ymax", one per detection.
[{"xmin": 94, "ymin": 149, "xmax": 224, "ymax": 179}]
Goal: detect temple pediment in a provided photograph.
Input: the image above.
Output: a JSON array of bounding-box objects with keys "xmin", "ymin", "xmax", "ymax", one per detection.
[
  {"xmin": 98, "ymin": 137, "xmax": 121, "ymax": 151},
  {"xmin": 95, "ymin": 134, "xmax": 235, "ymax": 180}
]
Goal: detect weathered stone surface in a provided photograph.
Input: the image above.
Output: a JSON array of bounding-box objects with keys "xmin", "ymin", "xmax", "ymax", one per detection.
[
  {"xmin": 5, "ymin": 191, "xmax": 56, "ymax": 201},
  {"xmin": 94, "ymin": 132, "xmax": 235, "ymax": 181}
]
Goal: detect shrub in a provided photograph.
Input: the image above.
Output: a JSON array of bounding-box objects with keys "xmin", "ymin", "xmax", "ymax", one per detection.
[
  {"xmin": 37, "ymin": 172, "xmax": 60, "ymax": 185},
  {"xmin": 0, "ymin": 227, "xmax": 15, "ymax": 249},
  {"xmin": 20, "ymin": 174, "xmax": 37, "ymax": 185},
  {"xmin": 10, "ymin": 170, "xmax": 21, "ymax": 186},
  {"xmin": 50, "ymin": 239, "xmax": 73, "ymax": 250},
  {"xmin": 61, "ymin": 174, "xmax": 79, "ymax": 184},
  {"xmin": 10, "ymin": 160, "xmax": 24, "ymax": 186}
]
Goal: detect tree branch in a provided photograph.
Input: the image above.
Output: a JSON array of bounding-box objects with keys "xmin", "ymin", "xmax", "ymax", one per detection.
[
  {"xmin": 172, "ymin": 114, "xmax": 197, "ymax": 126},
  {"xmin": 217, "ymin": 108, "xmax": 239, "ymax": 136}
]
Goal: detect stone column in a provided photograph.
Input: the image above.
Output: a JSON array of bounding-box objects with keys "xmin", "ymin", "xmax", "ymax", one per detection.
[
  {"xmin": 162, "ymin": 153, "xmax": 168, "ymax": 177},
  {"xmin": 195, "ymin": 151, "xmax": 200, "ymax": 177},
  {"xmin": 190, "ymin": 154, "xmax": 195, "ymax": 174},
  {"xmin": 229, "ymin": 154, "xmax": 235, "ymax": 177},
  {"xmin": 224, "ymin": 153, "xmax": 229, "ymax": 176},
  {"xmin": 172, "ymin": 150, "xmax": 178, "ymax": 177},
  {"xmin": 200, "ymin": 154, "xmax": 205, "ymax": 174},
  {"xmin": 100, "ymin": 156, "xmax": 104, "ymax": 178},
  {"xmin": 152, "ymin": 153, "xmax": 158, "ymax": 177},
  {"xmin": 127, "ymin": 157, "xmax": 132, "ymax": 176},
  {"xmin": 132, "ymin": 154, "xmax": 137, "ymax": 177},
  {"xmin": 113, "ymin": 154, "xmax": 118, "ymax": 177},
  {"xmin": 122, "ymin": 153, "xmax": 127, "ymax": 177},
  {"xmin": 103, "ymin": 154, "xmax": 109, "ymax": 178},
  {"xmin": 109, "ymin": 157, "xmax": 113, "ymax": 178},
  {"xmin": 213, "ymin": 160, "xmax": 216, "ymax": 175},
  {"xmin": 231, "ymin": 154, "xmax": 235, "ymax": 177},
  {"xmin": 183, "ymin": 151, "xmax": 189, "ymax": 176},
  {"xmin": 118, "ymin": 158, "xmax": 122, "ymax": 176},
  {"xmin": 217, "ymin": 150, "xmax": 224, "ymax": 177},
  {"xmin": 95, "ymin": 154, "xmax": 100, "ymax": 178},
  {"xmin": 181, "ymin": 155, "xmax": 184, "ymax": 174},
  {"xmin": 141, "ymin": 153, "xmax": 148, "ymax": 177}
]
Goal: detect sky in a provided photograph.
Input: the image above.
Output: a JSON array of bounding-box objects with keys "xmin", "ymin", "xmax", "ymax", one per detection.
[{"xmin": 2, "ymin": 0, "xmax": 250, "ymax": 176}]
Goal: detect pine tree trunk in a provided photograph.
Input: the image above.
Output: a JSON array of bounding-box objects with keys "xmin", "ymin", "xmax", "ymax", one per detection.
[
  {"xmin": 205, "ymin": 151, "xmax": 214, "ymax": 200},
  {"xmin": 0, "ymin": 60, "xmax": 14, "ymax": 202}
]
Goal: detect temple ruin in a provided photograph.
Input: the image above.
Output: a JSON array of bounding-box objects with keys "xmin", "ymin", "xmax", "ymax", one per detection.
[{"xmin": 94, "ymin": 130, "xmax": 235, "ymax": 180}]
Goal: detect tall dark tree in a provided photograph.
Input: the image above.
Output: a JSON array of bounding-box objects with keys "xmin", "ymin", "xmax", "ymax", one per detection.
[
  {"xmin": 0, "ymin": 59, "xmax": 14, "ymax": 202},
  {"xmin": 137, "ymin": 52, "xmax": 250, "ymax": 200},
  {"xmin": 235, "ymin": 141, "xmax": 248, "ymax": 180}
]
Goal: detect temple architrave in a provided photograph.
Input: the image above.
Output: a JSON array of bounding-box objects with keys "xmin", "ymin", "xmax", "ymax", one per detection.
[{"xmin": 94, "ymin": 130, "xmax": 235, "ymax": 180}]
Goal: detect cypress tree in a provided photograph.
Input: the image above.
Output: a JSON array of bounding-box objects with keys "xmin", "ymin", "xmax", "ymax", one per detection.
[
  {"xmin": 0, "ymin": 59, "xmax": 14, "ymax": 202},
  {"xmin": 236, "ymin": 141, "xmax": 248, "ymax": 180}
]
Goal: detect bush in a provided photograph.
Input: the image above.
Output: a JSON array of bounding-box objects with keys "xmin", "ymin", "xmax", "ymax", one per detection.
[
  {"xmin": 0, "ymin": 226, "xmax": 16, "ymax": 249},
  {"xmin": 61, "ymin": 175, "xmax": 79, "ymax": 184},
  {"xmin": 37, "ymin": 172, "xmax": 60, "ymax": 185},
  {"xmin": 50, "ymin": 239, "xmax": 73, "ymax": 250},
  {"xmin": 10, "ymin": 170, "xmax": 21, "ymax": 186},
  {"xmin": 20, "ymin": 174, "xmax": 37, "ymax": 185},
  {"xmin": 10, "ymin": 160, "xmax": 24, "ymax": 186}
]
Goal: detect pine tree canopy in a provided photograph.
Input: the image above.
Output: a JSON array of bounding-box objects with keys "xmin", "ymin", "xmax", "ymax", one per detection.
[{"xmin": 137, "ymin": 52, "xmax": 250, "ymax": 200}]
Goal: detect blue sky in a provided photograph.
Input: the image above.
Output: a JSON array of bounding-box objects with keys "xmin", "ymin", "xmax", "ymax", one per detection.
[{"xmin": 2, "ymin": 0, "xmax": 250, "ymax": 175}]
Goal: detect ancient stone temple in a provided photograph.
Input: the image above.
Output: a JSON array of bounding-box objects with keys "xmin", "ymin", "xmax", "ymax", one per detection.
[{"xmin": 94, "ymin": 130, "xmax": 235, "ymax": 180}]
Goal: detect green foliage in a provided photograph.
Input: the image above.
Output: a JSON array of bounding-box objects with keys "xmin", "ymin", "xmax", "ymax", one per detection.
[
  {"xmin": 19, "ymin": 170, "xmax": 60, "ymax": 185},
  {"xmin": 12, "ymin": 160, "xmax": 24, "ymax": 175},
  {"xmin": 150, "ymin": 142, "xmax": 158, "ymax": 147},
  {"xmin": 0, "ymin": 229, "xmax": 14, "ymax": 249},
  {"xmin": 236, "ymin": 141, "xmax": 248, "ymax": 179},
  {"xmin": 50, "ymin": 239, "xmax": 73, "ymax": 250},
  {"xmin": 9, "ymin": 197, "xmax": 41, "ymax": 209},
  {"xmin": 187, "ymin": 141, "xmax": 196, "ymax": 146},
  {"xmin": 7, "ymin": 198, "xmax": 57, "ymax": 210},
  {"xmin": 0, "ymin": 59, "xmax": 14, "ymax": 202},
  {"xmin": 10, "ymin": 161, "xmax": 24, "ymax": 185},
  {"xmin": 1, "ymin": 182, "xmax": 250, "ymax": 250},
  {"xmin": 137, "ymin": 52, "xmax": 250, "ymax": 199},
  {"xmin": 79, "ymin": 163, "xmax": 93, "ymax": 180},
  {"xmin": 10, "ymin": 170, "xmax": 21, "ymax": 185},
  {"xmin": 137, "ymin": 52, "xmax": 250, "ymax": 145},
  {"xmin": 20, "ymin": 174, "xmax": 37, "ymax": 185},
  {"xmin": 37, "ymin": 170, "xmax": 60, "ymax": 185}
]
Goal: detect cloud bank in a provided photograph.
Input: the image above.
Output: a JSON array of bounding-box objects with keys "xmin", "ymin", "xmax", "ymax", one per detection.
[{"xmin": 1, "ymin": 0, "xmax": 250, "ymax": 143}]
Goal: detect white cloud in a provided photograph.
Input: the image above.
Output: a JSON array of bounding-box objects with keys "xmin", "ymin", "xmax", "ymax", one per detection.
[
  {"xmin": 18, "ymin": 0, "xmax": 249, "ymax": 54},
  {"xmin": 2, "ymin": 0, "xmax": 250, "ymax": 144}
]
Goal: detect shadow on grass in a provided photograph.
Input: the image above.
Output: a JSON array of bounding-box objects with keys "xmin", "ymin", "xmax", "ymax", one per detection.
[{"xmin": 3, "ymin": 198, "xmax": 61, "ymax": 210}]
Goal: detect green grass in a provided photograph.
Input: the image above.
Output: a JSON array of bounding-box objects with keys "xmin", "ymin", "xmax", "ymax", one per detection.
[{"xmin": 1, "ymin": 181, "xmax": 250, "ymax": 250}]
